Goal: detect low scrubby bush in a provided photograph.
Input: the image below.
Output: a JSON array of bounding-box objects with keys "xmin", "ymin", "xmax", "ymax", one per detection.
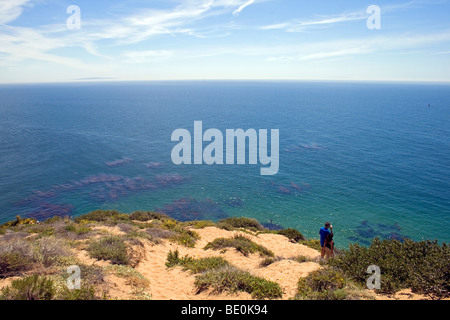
[
  {"xmin": 87, "ymin": 236, "xmax": 129, "ymax": 265},
  {"xmin": 0, "ymin": 275, "xmax": 54, "ymax": 300},
  {"xmin": 259, "ymin": 256, "xmax": 283, "ymax": 268},
  {"xmin": 205, "ymin": 235, "xmax": 274, "ymax": 257},
  {"xmin": 295, "ymin": 267, "xmax": 347, "ymax": 300},
  {"xmin": 183, "ymin": 220, "xmax": 215, "ymax": 229},
  {"xmin": 75, "ymin": 210, "xmax": 129, "ymax": 224},
  {"xmin": 161, "ymin": 219, "xmax": 199, "ymax": 247},
  {"xmin": 330, "ymin": 238, "xmax": 450, "ymax": 298},
  {"xmin": 129, "ymin": 211, "xmax": 167, "ymax": 222},
  {"xmin": 58, "ymin": 286, "xmax": 98, "ymax": 300},
  {"xmin": 34, "ymin": 237, "xmax": 72, "ymax": 267},
  {"xmin": 294, "ymin": 255, "xmax": 313, "ymax": 263},
  {"xmin": 217, "ymin": 217, "xmax": 265, "ymax": 231},
  {"xmin": 194, "ymin": 265, "xmax": 282, "ymax": 299},
  {"xmin": 165, "ymin": 249, "xmax": 194, "ymax": 268},
  {"xmin": 105, "ymin": 265, "xmax": 150, "ymax": 289},
  {"xmin": 277, "ymin": 228, "xmax": 305, "ymax": 242},
  {"xmin": 166, "ymin": 250, "xmax": 230, "ymax": 273},
  {"xmin": 299, "ymin": 239, "xmax": 322, "ymax": 251},
  {"xmin": 65, "ymin": 224, "xmax": 91, "ymax": 235},
  {"xmin": 0, "ymin": 238, "xmax": 34, "ymax": 276},
  {"xmin": 1, "ymin": 216, "xmax": 37, "ymax": 228},
  {"xmin": 145, "ymin": 228, "xmax": 177, "ymax": 240}
]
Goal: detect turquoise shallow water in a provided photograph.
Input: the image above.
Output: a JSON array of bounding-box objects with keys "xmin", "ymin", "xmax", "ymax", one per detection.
[{"xmin": 0, "ymin": 81, "xmax": 449, "ymax": 247}]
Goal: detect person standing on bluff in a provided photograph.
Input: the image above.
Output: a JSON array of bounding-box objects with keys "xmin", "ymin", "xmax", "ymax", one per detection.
[{"xmin": 319, "ymin": 222, "xmax": 333, "ymax": 259}]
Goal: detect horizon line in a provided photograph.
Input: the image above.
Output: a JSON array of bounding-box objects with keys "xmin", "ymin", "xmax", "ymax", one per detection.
[{"xmin": 1, "ymin": 78, "xmax": 450, "ymax": 86}]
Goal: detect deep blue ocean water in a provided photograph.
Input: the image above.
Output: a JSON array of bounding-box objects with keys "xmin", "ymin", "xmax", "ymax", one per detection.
[{"xmin": 0, "ymin": 81, "xmax": 449, "ymax": 247}]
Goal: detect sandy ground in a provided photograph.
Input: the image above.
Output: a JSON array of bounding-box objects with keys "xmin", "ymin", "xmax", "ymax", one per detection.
[
  {"xmin": 0, "ymin": 225, "xmax": 434, "ymax": 300},
  {"xmin": 135, "ymin": 226, "xmax": 322, "ymax": 300}
]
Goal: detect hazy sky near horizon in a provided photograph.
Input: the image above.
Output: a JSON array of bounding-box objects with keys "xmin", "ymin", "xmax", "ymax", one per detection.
[{"xmin": 1, "ymin": 0, "xmax": 450, "ymax": 83}]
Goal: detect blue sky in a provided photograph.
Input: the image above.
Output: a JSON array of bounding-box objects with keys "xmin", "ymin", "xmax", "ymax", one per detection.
[{"xmin": 0, "ymin": 0, "xmax": 449, "ymax": 83}]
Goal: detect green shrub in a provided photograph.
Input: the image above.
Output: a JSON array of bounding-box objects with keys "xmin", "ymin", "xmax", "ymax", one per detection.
[
  {"xmin": 294, "ymin": 255, "xmax": 312, "ymax": 263},
  {"xmin": 43, "ymin": 216, "xmax": 70, "ymax": 225},
  {"xmin": 299, "ymin": 239, "xmax": 322, "ymax": 252},
  {"xmin": 1, "ymin": 272, "xmax": 102, "ymax": 300},
  {"xmin": 259, "ymin": 257, "xmax": 276, "ymax": 267},
  {"xmin": 205, "ymin": 235, "xmax": 274, "ymax": 257},
  {"xmin": 105, "ymin": 265, "xmax": 150, "ymax": 289},
  {"xmin": 0, "ymin": 252, "xmax": 32, "ymax": 275},
  {"xmin": 166, "ymin": 250, "xmax": 230, "ymax": 274},
  {"xmin": 217, "ymin": 217, "xmax": 265, "ymax": 231},
  {"xmin": 194, "ymin": 266, "xmax": 282, "ymax": 299},
  {"xmin": 126, "ymin": 230, "xmax": 155, "ymax": 242},
  {"xmin": 26, "ymin": 225, "xmax": 55, "ymax": 237},
  {"xmin": 87, "ymin": 236, "xmax": 129, "ymax": 265},
  {"xmin": 34, "ymin": 237, "xmax": 72, "ymax": 267},
  {"xmin": 64, "ymin": 225, "xmax": 76, "ymax": 233},
  {"xmin": 0, "ymin": 275, "xmax": 54, "ymax": 300},
  {"xmin": 165, "ymin": 249, "xmax": 194, "ymax": 268},
  {"xmin": 0, "ymin": 238, "xmax": 34, "ymax": 275},
  {"xmin": 1, "ymin": 216, "xmax": 37, "ymax": 228},
  {"xmin": 65, "ymin": 224, "xmax": 91, "ymax": 235},
  {"xmin": 45, "ymin": 269, "xmax": 103, "ymax": 300},
  {"xmin": 277, "ymin": 228, "xmax": 305, "ymax": 242},
  {"xmin": 145, "ymin": 228, "xmax": 177, "ymax": 240},
  {"xmin": 184, "ymin": 257, "xmax": 230, "ymax": 274},
  {"xmin": 75, "ymin": 210, "xmax": 129, "ymax": 224},
  {"xmin": 170, "ymin": 229, "xmax": 199, "ymax": 247},
  {"xmin": 59, "ymin": 286, "xmax": 98, "ymax": 300},
  {"xmin": 160, "ymin": 220, "xmax": 200, "ymax": 247},
  {"xmin": 161, "ymin": 219, "xmax": 179, "ymax": 230},
  {"xmin": 259, "ymin": 256, "xmax": 284, "ymax": 268},
  {"xmin": 295, "ymin": 267, "xmax": 347, "ymax": 300},
  {"xmin": 129, "ymin": 211, "xmax": 167, "ymax": 221},
  {"xmin": 183, "ymin": 220, "xmax": 215, "ymax": 229},
  {"xmin": 0, "ymin": 236, "xmax": 74, "ymax": 275},
  {"xmin": 330, "ymin": 238, "xmax": 450, "ymax": 298}
]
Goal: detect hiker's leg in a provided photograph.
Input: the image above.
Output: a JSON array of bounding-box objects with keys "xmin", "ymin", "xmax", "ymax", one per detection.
[{"xmin": 324, "ymin": 248, "xmax": 331, "ymax": 260}]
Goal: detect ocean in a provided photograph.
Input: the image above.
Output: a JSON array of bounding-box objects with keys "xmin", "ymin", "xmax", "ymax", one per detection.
[{"xmin": 0, "ymin": 81, "xmax": 449, "ymax": 247}]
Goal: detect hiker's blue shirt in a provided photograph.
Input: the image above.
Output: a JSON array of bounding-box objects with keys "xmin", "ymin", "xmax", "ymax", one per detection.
[{"xmin": 319, "ymin": 227, "xmax": 331, "ymax": 247}]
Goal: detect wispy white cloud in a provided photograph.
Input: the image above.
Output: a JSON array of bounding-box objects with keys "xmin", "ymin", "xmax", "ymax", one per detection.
[
  {"xmin": 111, "ymin": 0, "xmax": 262, "ymax": 43},
  {"xmin": 0, "ymin": 0, "xmax": 263, "ymax": 69},
  {"xmin": 298, "ymin": 46, "xmax": 371, "ymax": 61},
  {"xmin": 260, "ymin": 10, "xmax": 368, "ymax": 32},
  {"xmin": 122, "ymin": 50, "xmax": 173, "ymax": 63},
  {"xmin": 233, "ymin": 0, "xmax": 255, "ymax": 16},
  {"xmin": 1, "ymin": 0, "xmax": 449, "ymax": 82},
  {"xmin": 0, "ymin": 0, "xmax": 32, "ymax": 24},
  {"xmin": 121, "ymin": 30, "xmax": 450, "ymax": 64},
  {"xmin": 260, "ymin": 1, "xmax": 445, "ymax": 33},
  {"xmin": 263, "ymin": 31, "xmax": 450, "ymax": 61}
]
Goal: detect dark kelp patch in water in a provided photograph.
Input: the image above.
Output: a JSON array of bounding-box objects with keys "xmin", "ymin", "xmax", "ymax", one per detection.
[
  {"xmin": 266, "ymin": 181, "xmax": 311, "ymax": 195},
  {"xmin": 348, "ymin": 220, "xmax": 409, "ymax": 245},
  {"xmin": 105, "ymin": 157, "xmax": 133, "ymax": 167},
  {"xmin": 262, "ymin": 220, "xmax": 284, "ymax": 231},
  {"xmin": 14, "ymin": 173, "xmax": 189, "ymax": 221},
  {"xmin": 221, "ymin": 196, "xmax": 245, "ymax": 208},
  {"xmin": 24, "ymin": 202, "xmax": 74, "ymax": 221},
  {"xmin": 155, "ymin": 197, "xmax": 228, "ymax": 222}
]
